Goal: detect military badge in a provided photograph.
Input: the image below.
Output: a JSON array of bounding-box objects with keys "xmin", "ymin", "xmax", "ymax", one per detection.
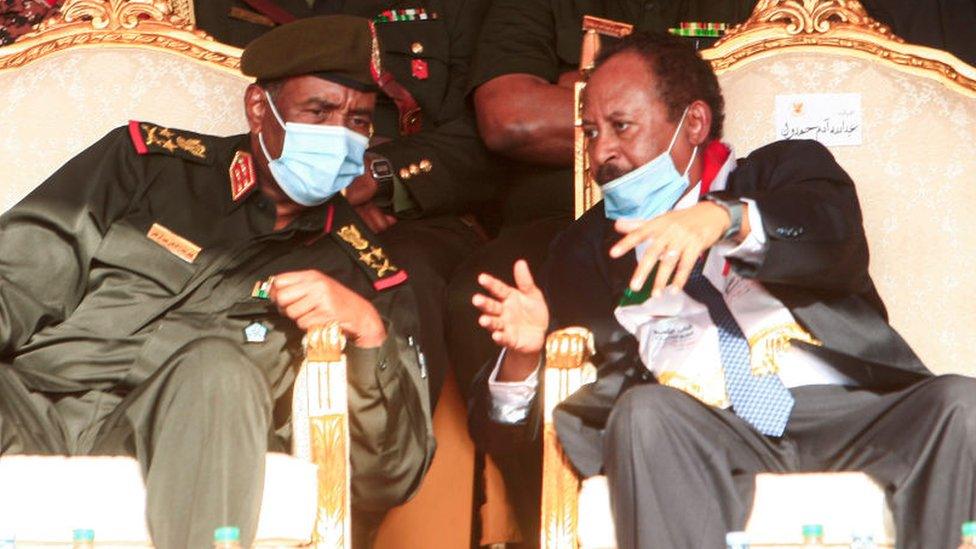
[
  {"xmin": 244, "ymin": 321, "xmax": 269, "ymax": 343},
  {"xmin": 331, "ymin": 220, "xmax": 407, "ymax": 291},
  {"xmin": 411, "ymin": 59, "xmax": 429, "ymax": 80},
  {"xmin": 251, "ymin": 276, "xmax": 275, "ymax": 299},
  {"xmin": 146, "ymin": 223, "xmax": 202, "ymax": 264},
  {"xmin": 230, "ymin": 151, "xmax": 257, "ymax": 202},
  {"xmin": 128, "ymin": 121, "xmax": 212, "ymax": 164}
]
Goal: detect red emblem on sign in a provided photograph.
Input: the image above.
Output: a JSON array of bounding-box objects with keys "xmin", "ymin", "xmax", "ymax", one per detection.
[
  {"xmin": 411, "ymin": 59, "xmax": 429, "ymax": 80},
  {"xmin": 229, "ymin": 151, "xmax": 256, "ymax": 202}
]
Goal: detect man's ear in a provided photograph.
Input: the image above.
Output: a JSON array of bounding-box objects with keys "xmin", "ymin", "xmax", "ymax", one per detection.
[
  {"xmin": 244, "ymin": 83, "xmax": 267, "ymax": 134},
  {"xmin": 686, "ymin": 100, "xmax": 713, "ymax": 146}
]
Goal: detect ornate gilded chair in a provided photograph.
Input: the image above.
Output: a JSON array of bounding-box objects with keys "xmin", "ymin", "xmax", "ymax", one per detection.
[
  {"xmin": 543, "ymin": 1, "xmax": 976, "ymax": 547},
  {"xmin": 0, "ymin": 2, "xmax": 352, "ymax": 546}
]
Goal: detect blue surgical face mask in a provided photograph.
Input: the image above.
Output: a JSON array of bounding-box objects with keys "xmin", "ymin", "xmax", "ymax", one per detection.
[
  {"xmin": 258, "ymin": 90, "xmax": 369, "ymax": 207},
  {"xmin": 601, "ymin": 107, "xmax": 698, "ymax": 220}
]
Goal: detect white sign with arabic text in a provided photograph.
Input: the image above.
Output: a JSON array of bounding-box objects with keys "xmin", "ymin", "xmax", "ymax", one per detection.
[{"xmin": 774, "ymin": 93, "xmax": 862, "ymax": 147}]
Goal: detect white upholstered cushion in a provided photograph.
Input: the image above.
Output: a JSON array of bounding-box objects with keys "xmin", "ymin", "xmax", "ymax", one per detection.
[
  {"xmin": 0, "ymin": 47, "xmax": 251, "ymax": 214},
  {"xmin": 576, "ymin": 473, "xmax": 893, "ymax": 548},
  {"xmin": 0, "ymin": 453, "xmax": 317, "ymax": 547}
]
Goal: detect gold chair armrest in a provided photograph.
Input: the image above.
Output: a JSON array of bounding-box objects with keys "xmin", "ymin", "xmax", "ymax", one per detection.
[
  {"xmin": 540, "ymin": 327, "xmax": 596, "ymax": 549},
  {"xmin": 292, "ymin": 322, "xmax": 350, "ymax": 549}
]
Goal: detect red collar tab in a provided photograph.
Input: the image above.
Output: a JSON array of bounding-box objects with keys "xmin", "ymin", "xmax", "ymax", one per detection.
[
  {"xmin": 699, "ymin": 140, "xmax": 731, "ymax": 196},
  {"xmin": 229, "ymin": 151, "xmax": 257, "ymax": 202}
]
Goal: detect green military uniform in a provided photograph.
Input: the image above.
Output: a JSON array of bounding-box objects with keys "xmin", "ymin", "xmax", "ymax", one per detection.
[
  {"xmin": 0, "ymin": 122, "xmax": 434, "ymax": 547},
  {"xmin": 447, "ymin": 1, "xmax": 757, "ymax": 544},
  {"xmin": 196, "ymin": 0, "xmax": 494, "ymax": 406}
]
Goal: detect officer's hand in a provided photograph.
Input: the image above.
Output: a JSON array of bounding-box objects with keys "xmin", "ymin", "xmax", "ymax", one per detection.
[
  {"xmin": 610, "ymin": 201, "xmax": 732, "ymax": 296},
  {"xmin": 355, "ymin": 203, "xmax": 398, "ymax": 233},
  {"xmin": 472, "ymin": 260, "xmax": 549, "ymax": 355},
  {"xmin": 270, "ymin": 270, "xmax": 386, "ymax": 348}
]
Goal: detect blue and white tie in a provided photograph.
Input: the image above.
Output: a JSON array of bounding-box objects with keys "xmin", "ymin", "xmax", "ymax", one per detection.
[{"xmin": 683, "ymin": 261, "xmax": 794, "ymax": 437}]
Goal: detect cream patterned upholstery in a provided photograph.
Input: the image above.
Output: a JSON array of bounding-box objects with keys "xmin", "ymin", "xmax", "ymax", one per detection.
[
  {"xmin": 0, "ymin": 48, "xmax": 249, "ymax": 213},
  {"xmin": 718, "ymin": 52, "xmax": 976, "ymax": 378}
]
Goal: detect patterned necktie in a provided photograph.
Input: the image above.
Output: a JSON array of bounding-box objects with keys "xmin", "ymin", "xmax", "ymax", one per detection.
[{"xmin": 682, "ymin": 261, "xmax": 794, "ymax": 436}]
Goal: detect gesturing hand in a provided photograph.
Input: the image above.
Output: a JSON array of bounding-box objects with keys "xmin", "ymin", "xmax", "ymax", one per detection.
[
  {"xmin": 610, "ymin": 201, "xmax": 733, "ymax": 296},
  {"xmin": 472, "ymin": 259, "xmax": 549, "ymax": 355},
  {"xmin": 269, "ymin": 270, "xmax": 386, "ymax": 348}
]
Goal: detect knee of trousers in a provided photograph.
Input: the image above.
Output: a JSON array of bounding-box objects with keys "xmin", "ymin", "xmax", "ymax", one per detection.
[
  {"xmin": 918, "ymin": 374, "xmax": 976, "ymax": 437},
  {"xmin": 166, "ymin": 337, "xmax": 271, "ymax": 406},
  {"xmin": 605, "ymin": 384, "xmax": 699, "ymax": 449}
]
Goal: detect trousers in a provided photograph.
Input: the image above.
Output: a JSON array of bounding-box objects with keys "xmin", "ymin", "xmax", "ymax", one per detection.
[
  {"xmin": 0, "ymin": 337, "xmax": 273, "ymax": 549},
  {"xmin": 604, "ymin": 376, "xmax": 976, "ymax": 549}
]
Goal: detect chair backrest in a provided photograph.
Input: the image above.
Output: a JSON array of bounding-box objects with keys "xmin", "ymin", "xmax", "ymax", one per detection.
[
  {"xmin": 701, "ymin": 0, "xmax": 976, "ymax": 377},
  {"xmin": 0, "ymin": 0, "xmax": 251, "ymax": 213}
]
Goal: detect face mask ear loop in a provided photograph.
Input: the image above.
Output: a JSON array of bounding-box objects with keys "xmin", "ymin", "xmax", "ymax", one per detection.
[
  {"xmin": 666, "ymin": 106, "xmax": 691, "ymax": 154},
  {"xmin": 263, "ymin": 90, "xmax": 287, "ymax": 129},
  {"xmin": 683, "ymin": 146, "xmax": 699, "ymax": 178},
  {"xmin": 257, "ymin": 131, "xmax": 275, "ymax": 162}
]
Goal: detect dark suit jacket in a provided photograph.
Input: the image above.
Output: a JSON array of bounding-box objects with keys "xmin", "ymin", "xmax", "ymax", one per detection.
[{"xmin": 470, "ymin": 139, "xmax": 932, "ymax": 476}]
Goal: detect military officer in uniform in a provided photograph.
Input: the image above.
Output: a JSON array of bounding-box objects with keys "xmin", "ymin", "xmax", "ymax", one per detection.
[
  {"xmin": 195, "ymin": 0, "xmax": 494, "ymax": 406},
  {"xmin": 0, "ymin": 16, "xmax": 432, "ymax": 549}
]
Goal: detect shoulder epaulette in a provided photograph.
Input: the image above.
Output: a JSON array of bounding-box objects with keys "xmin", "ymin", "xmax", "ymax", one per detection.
[
  {"xmin": 127, "ymin": 120, "xmax": 214, "ymax": 164},
  {"xmin": 327, "ymin": 201, "xmax": 408, "ymax": 291}
]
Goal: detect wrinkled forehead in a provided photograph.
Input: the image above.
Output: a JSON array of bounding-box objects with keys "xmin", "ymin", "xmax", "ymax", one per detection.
[{"xmin": 276, "ymin": 75, "xmax": 377, "ymax": 109}]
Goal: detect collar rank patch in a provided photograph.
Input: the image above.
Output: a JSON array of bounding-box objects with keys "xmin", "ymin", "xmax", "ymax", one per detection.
[
  {"xmin": 128, "ymin": 121, "xmax": 212, "ymax": 164},
  {"xmin": 230, "ymin": 151, "xmax": 257, "ymax": 202},
  {"xmin": 332, "ymin": 222, "xmax": 408, "ymax": 291},
  {"xmin": 244, "ymin": 321, "xmax": 269, "ymax": 343}
]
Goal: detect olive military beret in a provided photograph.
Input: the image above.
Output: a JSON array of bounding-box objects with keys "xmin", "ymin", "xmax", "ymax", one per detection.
[{"xmin": 241, "ymin": 15, "xmax": 378, "ymax": 92}]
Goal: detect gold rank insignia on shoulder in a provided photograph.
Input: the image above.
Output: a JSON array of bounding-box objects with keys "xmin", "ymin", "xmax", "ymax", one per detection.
[
  {"xmin": 230, "ymin": 151, "xmax": 257, "ymax": 202},
  {"xmin": 332, "ymin": 222, "xmax": 408, "ymax": 291},
  {"xmin": 128, "ymin": 121, "xmax": 212, "ymax": 164}
]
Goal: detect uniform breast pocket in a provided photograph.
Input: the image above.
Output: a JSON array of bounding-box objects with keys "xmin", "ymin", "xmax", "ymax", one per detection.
[
  {"xmin": 91, "ymin": 222, "xmax": 196, "ymax": 296},
  {"xmin": 376, "ymin": 19, "xmax": 450, "ymax": 112}
]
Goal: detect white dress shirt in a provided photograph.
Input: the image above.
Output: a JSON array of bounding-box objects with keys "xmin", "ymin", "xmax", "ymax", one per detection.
[{"xmin": 488, "ymin": 147, "xmax": 857, "ymax": 423}]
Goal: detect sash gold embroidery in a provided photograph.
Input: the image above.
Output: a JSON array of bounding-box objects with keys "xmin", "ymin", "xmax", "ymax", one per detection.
[{"xmin": 747, "ymin": 322, "xmax": 822, "ymax": 377}]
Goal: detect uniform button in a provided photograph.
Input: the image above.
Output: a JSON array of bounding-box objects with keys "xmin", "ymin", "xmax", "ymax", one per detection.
[
  {"xmin": 399, "ymin": 167, "xmax": 411, "ymax": 180},
  {"xmin": 418, "ymin": 159, "xmax": 432, "ymax": 173},
  {"xmin": 408, "ymin": 163, "xmax": 420, "ymax": 176},
  {"xmin": 775, "ymin": 227, "xmax": 788, "ymax": 236},
  {"xmin": 795, "ymin": 227, "xmax": 805, "ymax": 235},
  {"xmin": 378, "ymin": 359, "xmax": 388, "ymax": 370},
  {"xmin": 411, "ymin": 41, "xmax": 424, "ymax": 55}
]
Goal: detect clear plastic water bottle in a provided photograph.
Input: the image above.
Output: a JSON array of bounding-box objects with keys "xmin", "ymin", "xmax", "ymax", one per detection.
[
  {"xmin": 802, "ymin": 524, "xmax": 825, "ymax": 547},
  {"xmin": 72, "ymin": 528, "xmax": 94, "ymax": 549},
  {"xmin": 958, "ymin": 521, "xmax": 976, "ymax": 549},
  {"xmin": 851, "ymin": 529, "xmax": 877, "ymax": 548},
  {"xmin": 213, "ymin": 526, "xmax": 242, "ymax": 549},
  {"xmin": 726, "ymin": 530, "xmax": 750, "ymax": 549}
]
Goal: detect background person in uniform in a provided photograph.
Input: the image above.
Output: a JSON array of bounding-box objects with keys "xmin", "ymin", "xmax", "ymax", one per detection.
[
  {"xmin": 195, "ymin": 0, "xmax": 495, "ymax": 408},
  {"xmin": 450, "ymin": 0, "xmax": 756, "ymax": 542},
  {"xmin": 472, "ymin": 31, "xmax": 976, "ymax": 548},
  {"xmin": 0, "ymin": 16, "xmax": 433, "ymax": 548}
]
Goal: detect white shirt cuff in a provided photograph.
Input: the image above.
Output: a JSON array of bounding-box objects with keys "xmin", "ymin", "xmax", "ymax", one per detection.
[
  {"xmin": 487, "ymin": 349, "xmax": 540, "ymax": 424},
  {"xmin": 716, "ymin": 198, "xmax": 766, "ymax": 264}
]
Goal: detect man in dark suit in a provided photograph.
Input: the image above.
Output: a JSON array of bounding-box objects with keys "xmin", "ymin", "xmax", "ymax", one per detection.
[{"xmin": 471, "ymin": 32, "xmax": 976, "ymax": 548}]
